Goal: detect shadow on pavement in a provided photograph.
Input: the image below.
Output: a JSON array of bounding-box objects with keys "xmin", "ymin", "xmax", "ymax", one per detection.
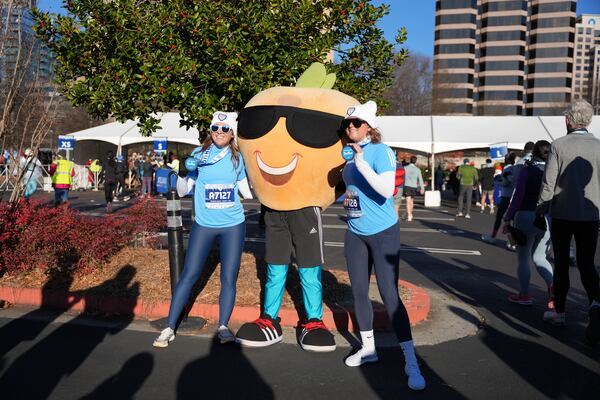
[
  {"xmin": 0, "ymin": 265, "xmax": 140, "ymax": 399},
  {"xmin": 399, "ymin": 241, "xmax": 600, "ymax": 398},
  {"xmin": 79, "ymin": 352, "xmax": 154, "ymax": 400},
  {"xmin": 449, "ymin": 305, "xmax": 600, "ymax": 398},
  {"xmin": 177, "ymin": 337, "xmax": 273, "ymax": 399},
  {"xmin": 0, "ymin": 266, "xmax": 77, "ymax": 362},
  {"xmin": 358, "ymin": 349, "xmax": 468, "ymax": 399}
]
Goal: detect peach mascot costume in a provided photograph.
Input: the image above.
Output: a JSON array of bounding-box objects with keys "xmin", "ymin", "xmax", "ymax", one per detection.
[{"xmin": 235, "ymin": 63, "xmax": 357, "ymax": 351}]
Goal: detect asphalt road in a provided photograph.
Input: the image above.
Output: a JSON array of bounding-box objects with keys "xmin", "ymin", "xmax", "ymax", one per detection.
[{"xmin": 1, "ymin": 190, "xmax": 599, "ymax": 399}]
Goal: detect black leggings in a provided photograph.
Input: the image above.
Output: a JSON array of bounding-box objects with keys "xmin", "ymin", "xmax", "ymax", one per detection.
[
  {"xmin": 344, "ymin": 222, "xmax": 412, "ymax": 342},
  {"xmin": 104, "ymin": 181, "xmax": 116, "ymax": 203},
  {"xmin": 493, "ymin": 196, "xmax": 511, "ymax": 232},
  {"xmin": 551, "ymin": 218, "xmax": 600, "ymax": 313}
]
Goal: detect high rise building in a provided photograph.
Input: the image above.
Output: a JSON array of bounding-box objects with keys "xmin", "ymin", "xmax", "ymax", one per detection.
[
  {"xmin": 433, "ymin": 0, "xmax": 577, "ymax": 116},
  {"xmin": 0, "ymin": 0, "xmax": 52, "ymax": 85},
  {"xmin": 573, "ymin": 15, "xmax": 600, "ymax": 114}
]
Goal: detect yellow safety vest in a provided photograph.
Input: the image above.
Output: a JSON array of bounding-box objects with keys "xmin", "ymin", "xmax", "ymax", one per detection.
[{"xmin": 51, "ymin": 160, "xmax": 74, "ymax": 186}]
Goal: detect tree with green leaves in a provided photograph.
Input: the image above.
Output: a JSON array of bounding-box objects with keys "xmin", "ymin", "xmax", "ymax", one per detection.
[{"xmin": 33, "ymin": 0, "xmax": 407, "ymax": 135}]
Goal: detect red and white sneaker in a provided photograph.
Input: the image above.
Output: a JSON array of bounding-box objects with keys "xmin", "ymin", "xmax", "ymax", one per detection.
[
  {"xmin": 235, "ymin": 315, "xmax": 283, "ymax": 347},
  {"xmin": 299, "ymin": 319, "xmax": 336, "ymax": 352},
  {"xmin": 508, "ymin": 293, "xmax": 533, "ymax": 306}
]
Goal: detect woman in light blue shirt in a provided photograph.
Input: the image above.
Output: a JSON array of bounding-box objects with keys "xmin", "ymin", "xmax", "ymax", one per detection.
[
  {"xmin": 340, "ymin": 101, "xmax": 425, "ymax": 391},
  {"xmin": 153, "ymin": 111, "xmax": 252, "ymax": 348}
]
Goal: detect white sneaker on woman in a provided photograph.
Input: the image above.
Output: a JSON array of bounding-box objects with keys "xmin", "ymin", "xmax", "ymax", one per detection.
[
  {"xmin": 344, "ymin": 347, "xmax": 378, "ymax": 367},
  {"xmin": 218, "ymin": 325, "xmax": 235, "ymax": 343},
  {"xmin": 153, "ymin": 327, "xmax": 175, "ymax": 348}
]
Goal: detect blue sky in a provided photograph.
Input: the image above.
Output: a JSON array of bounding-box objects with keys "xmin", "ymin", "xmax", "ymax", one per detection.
[{"xmin": 39, "ymin": 0, "xmax": 600, "ymax": 57}]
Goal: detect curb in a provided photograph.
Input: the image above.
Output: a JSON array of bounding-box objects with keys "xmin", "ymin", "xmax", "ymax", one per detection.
[{"xmin": 0, "ymin": 280, "xmax": 429, "ymax": 331}]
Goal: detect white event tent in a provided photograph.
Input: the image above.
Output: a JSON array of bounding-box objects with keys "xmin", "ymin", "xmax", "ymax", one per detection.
[
  {"xmin": 378, "ymin": 115, "xmax": 600, "ymax": 154},
  {"xmin": 69, "ymin": 112, "xmax": 201, "ymax": 161},
  {"xmin": 68, "ymin": 112, "xmax": 600, "ymax": 163}
]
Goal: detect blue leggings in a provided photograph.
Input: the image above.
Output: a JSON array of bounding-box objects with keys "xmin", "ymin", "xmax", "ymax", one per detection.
[
  {"xmin": 344, "ymin": 222, "xmax": 412, "ymax": 342},
  {"xmin": 167, "ymin": 221, "xmax": 245, "ymax": 328},
  {"xmin": 514, "ymin": 211, "xmax": 553, "ymax": 294}
]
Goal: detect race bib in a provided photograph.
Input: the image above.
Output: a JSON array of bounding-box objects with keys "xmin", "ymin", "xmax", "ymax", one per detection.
[
  {"xmin": 205, "ymin": 183, "xmax": 235, "ymax": 209},
  {"xmin": 344, "ymin": 190, "xmax": 362, "ymax": 218}
]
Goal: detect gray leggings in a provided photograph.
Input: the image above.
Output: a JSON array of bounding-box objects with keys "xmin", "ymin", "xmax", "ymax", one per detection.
[
  {"xmin": 514, "ymin": 211, "xmax": 553, "ymax": 294},
  {"xmin": 344, "ymin": 222, "xmax": 412, "ymax": 342},
  {"xmin": 457, "ymin": 185, "xmax": 473, "ymax": 215}
]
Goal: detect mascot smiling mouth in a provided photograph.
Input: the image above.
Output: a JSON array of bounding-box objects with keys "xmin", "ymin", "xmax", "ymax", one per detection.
[{"xmin": 255, "ymin": 151, "xmax": 301, "ymax": 186}]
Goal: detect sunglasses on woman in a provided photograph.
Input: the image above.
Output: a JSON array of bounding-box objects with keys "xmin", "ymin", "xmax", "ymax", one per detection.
[
  {"xmin": 237, "ymin": 105, "xmax": 344, "ymax": 148},
  {"xmin": 210, "ymin": 125, "xmax": 231, "ymax": 133},
  {"xmin": 341, "ymin": 119, "xmax": 366, "ymax": 130}
]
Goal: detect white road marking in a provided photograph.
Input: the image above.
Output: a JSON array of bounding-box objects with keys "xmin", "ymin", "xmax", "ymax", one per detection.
[
  {"xmin": 242, "ymin": 237, "xmax": 481, "ymax": 256},
  {"xmin": 243, "ymin": 220, "xmax": 463, "ymax": 233}
]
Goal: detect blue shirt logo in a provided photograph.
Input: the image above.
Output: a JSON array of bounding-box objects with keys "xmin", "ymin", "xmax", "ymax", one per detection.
[{"xmin": 341, "ymin": 146, "xmax": 355, "ymax": 161}]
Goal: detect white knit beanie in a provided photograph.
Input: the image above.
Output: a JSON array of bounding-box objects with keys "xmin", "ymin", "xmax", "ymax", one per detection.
[
  {"xmin": 211, "ymin": 111, "xmax": 238, "ymax": 133},
  {"xmin": 344, "ymin": 100, "xmax": 378, "ymax": 129}
]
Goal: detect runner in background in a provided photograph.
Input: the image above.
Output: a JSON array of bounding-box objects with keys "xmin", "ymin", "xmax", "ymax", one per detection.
[
  {"xmin": 403, "ymin": 156, "xmax": 424, "ymax": 222},
  {"xmin": 479, "ymin": 159, "xmax": 495, "ymax": 214}
]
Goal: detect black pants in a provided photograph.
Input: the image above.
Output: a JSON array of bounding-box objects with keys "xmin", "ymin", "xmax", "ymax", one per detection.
[
  {"xmin": 551, "ymin": 218, "xmax": 600, "ymax": 313},
  {"xmin": 104, "ymin": 181, "xmax": 116, "ymax": 203},
  {"xmin": 493, "ymin": 197, "xmax": 511, "ymax": 232}
]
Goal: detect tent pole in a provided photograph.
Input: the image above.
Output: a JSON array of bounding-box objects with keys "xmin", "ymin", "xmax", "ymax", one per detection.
[
  {"xmin": 537, "ymin": 116, "xmax": 555, "ymax": 141},
  {"xmin": 430, "ymin": 116, "xmax": 435, "ymax": 191}
]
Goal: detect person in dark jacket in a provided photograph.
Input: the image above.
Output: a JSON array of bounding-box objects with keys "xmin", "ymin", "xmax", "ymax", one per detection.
[
  {"xmin": 101, "ymin": 151, "xmax": 117, "ymax": 213},
  {"xmin": 141, "ymin": 155, "xmax": 155, "ymax": 197},
  {"xmin": 502, "ymin": 141, "xmax": 553, "ymax": 308},
  {"xmin": 114, "ymin": 155, "xmax": 129, "ymax": 202},
  {"xmin": 479, "ymin": 159, "xmax": 495, "ymax": 214},
  {"xmin": 434, "ymin": 165, "xmax": 444, "ymax": 192}
]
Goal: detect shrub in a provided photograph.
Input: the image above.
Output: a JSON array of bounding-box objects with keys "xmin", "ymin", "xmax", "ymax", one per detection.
[{"xmin": 0, "ymin": 198, "xmax": 166, "ymax": 276}]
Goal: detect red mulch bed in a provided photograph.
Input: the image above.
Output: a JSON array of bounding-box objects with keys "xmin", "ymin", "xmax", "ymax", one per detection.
[{"xmin": 0, "ymin": 247, "xmax": 411, "ymax": 310}]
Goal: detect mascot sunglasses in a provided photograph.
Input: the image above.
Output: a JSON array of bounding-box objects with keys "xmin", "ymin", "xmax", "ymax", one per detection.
[{"xmin": 237, "ymin": 105, "xmax": 344, "ymax": 148}]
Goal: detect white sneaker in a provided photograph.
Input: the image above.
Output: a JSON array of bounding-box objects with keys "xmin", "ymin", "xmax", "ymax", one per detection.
[
  {"xmin": 543, "ymin": 310, "xmax": 566, "ymax": 326},
  {"xmin": 405, "ymin": 364, "xmax": 426, "ymax": 390},
  {"xmin": 153, "ymin": 327, "xmax": 175, "ymax": 348},
  {"xmin": 465, "ymin": 214, "xmax": 471, "ymax": 219},
  {"xmin": 344, "ymin": 347, "xmax": 378, "ymax": 367},
  {"xmin": 218, "ymin": 325, "xmax": 235, "ymax": 344},
  {"xmin": 456, "ymin": 212, "xmax": 463, "ymax": 217},
  {"xmin": 113, "ymin": 198, "xmax": 119, "ymax": 203}
]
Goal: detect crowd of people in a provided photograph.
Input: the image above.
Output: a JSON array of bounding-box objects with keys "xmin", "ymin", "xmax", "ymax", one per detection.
[{"xmin": 390, "ymin": 101, "xmax": 600, "ymax": 341}]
